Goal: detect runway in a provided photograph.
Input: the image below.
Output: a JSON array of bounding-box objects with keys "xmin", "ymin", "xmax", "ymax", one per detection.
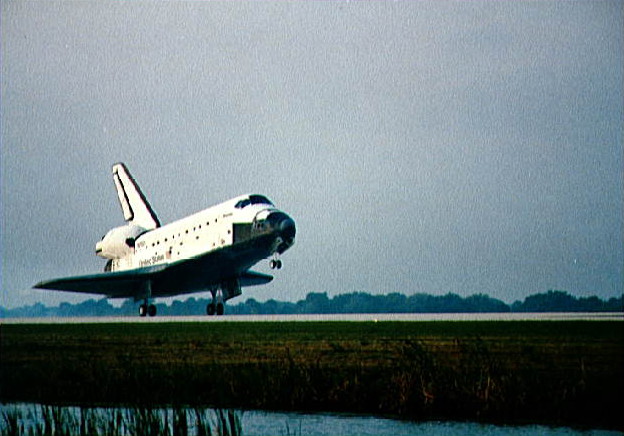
[{"xmin": 1, "ymin": 312, "xmax": 622, "ymax": 324}]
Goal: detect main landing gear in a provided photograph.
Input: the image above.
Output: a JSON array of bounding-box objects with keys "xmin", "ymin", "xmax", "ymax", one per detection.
[
  {"xmin": 139, "ymin": 302, "xmax": 157, "ymax": 317},
  {"xmin": 138, "ymin": 281, "xmax": 157, "ymax": 317},
  {"xmin": 207, "ymin": 289, "xmax": 224, "ymax": 316},
  {"xmin": 207, "ymin": 302, "xmax": 224, "ymax": 316}
]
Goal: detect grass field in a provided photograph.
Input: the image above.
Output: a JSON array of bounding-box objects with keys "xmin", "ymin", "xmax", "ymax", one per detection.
[{"xmin": 1, "ymin": 321, "xmax": 622, "ymax": 429}]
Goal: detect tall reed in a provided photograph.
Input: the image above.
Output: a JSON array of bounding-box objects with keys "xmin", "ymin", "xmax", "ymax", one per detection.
[{"xmin": 0, "ymin": 405, "xmax": 242, "ymax": 436}]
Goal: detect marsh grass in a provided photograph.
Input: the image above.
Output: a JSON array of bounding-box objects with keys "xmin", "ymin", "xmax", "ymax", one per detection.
[
  {"xmin": 0, "ymin": 405, "xmax": 242, "ymax": 436},
  {"xmin": 1, "ymin": 321, "xmax": 622, "ymax": 429}
]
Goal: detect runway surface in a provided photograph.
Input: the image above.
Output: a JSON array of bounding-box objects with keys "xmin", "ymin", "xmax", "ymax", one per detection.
[{"xmin": 1, "ymin": 312, "xmax": 622, "ymax": 324}]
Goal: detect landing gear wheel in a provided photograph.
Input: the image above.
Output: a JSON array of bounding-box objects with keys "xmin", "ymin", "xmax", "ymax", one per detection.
[
  {"xmin": 207, "ymin": 303, "xmax": 216, "ymax": 316},
  {"xmin": 216, "ymin": 303, "xmax": 224, "ymax": 316},
  {"xmin": 270, "ymin": 259, "xmax": 283, "ymax": 269},
  {"xmin": 147, "ymin": 304, "xmax": 157, "ymax": 317},
  {"xmin": 139, "ymin": 304, "xmax": 148, "ymax": 317}
]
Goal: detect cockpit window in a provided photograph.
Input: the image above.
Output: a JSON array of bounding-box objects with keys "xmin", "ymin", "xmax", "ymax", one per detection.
[
  {"xmin": 235, "ymin": 195, "xmax": 273, "ymax": 209},
  {"xmin": 249, "ymin": 195, "xmax": 273, "ymax": 206},
  {"xmin": 235, "ymin": 199, "xmax": 251, "ymax": 209}
]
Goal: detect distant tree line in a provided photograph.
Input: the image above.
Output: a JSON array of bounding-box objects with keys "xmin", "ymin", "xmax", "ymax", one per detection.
[{"xmin": 1, "ymin": 290, "xmax": 622, "ymax": 318}]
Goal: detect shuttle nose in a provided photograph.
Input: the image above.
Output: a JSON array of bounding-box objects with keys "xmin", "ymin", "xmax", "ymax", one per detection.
[
  {"xmin": 266, "ymin": 211, "xmax": 296, "ymax": 248},
  {"xmin": 279, "ymin": 216, "xmax": 296, "ymax": 240}
]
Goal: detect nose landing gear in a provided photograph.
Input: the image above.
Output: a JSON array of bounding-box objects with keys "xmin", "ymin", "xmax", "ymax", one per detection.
[{"xmin": 269, "ymin": 259, "xmax": 282, "ymax": 269}]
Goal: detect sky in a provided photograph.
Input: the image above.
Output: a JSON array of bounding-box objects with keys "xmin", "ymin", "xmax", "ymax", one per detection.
[{"xmin": 1, "ymin": 1, "xmax": 622, "ymax": 309}]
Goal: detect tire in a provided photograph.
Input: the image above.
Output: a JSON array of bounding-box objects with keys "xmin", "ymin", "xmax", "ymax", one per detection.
[
  {"xmin": 147, "ymin": 304, "xmax": 157, "ymax": 317},
  {"xmin": 216, "ymin": 303, "xmax": 224, "ymax": 316},
  {"xmin": 139, "ymin": 304, "xmax": 147, "ymax": 317},
  {"xmin": 207, "ymin": 303, "xmax": 215, "ymax": 316}
]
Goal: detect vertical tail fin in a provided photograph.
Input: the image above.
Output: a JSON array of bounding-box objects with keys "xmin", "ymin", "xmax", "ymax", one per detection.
[{"xmin": 112, "ymin": 163, "xmax": 160, "ymax": 229}]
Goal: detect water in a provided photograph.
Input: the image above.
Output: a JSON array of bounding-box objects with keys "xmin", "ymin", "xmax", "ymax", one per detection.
[
  {"xmin": 241, "ymin": 411, "xmax": 620, "ymax": 436},
  {"xmin": 1, "ymin": 404, "xmax": 621, "ymax": 436}
]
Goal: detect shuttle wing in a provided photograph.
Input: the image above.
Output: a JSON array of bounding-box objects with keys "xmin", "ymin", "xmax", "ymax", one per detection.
[
  {"xmin": 34, "ymin": 265, "xmax": 167, "ymax": 299},
  {"xmin": 34, "ymin": 251, "xmax": 273, "ymax": 299},
  {"xmin": 239, "ymin": 270, "xmax": 274, "ymax": 287}
]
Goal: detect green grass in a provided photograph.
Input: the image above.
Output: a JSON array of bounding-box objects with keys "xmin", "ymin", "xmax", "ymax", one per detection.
[{"xmin": 1, "ymin": 321, "xmax": 622, "ymax": 429}]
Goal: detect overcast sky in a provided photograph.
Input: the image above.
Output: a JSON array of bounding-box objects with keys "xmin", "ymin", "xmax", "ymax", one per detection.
[{"xmin": 2, "ymin": 1, "xmax": 622, "ymax": 309}]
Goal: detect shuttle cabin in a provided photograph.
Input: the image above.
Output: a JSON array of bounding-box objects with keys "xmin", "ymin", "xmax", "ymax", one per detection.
[{"xmin": 107, "ymin": 194, "xmax": 276, "ymax": 272}]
